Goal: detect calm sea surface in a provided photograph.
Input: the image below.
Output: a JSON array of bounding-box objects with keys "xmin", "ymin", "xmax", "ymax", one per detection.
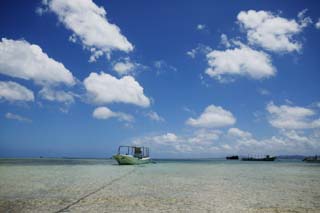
[{"xmin": 0, "ymin": 158, "xmax": 319, "ymax": 212}]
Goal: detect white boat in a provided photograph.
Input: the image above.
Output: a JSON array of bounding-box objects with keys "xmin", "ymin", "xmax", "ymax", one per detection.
[{"xmin": 113, "ymin": 146, "xmax": 152, "ymax": 165}]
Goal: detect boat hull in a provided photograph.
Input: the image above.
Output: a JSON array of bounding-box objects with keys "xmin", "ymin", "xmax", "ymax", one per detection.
[
  {"xmin": 303, "ymin": 156, "xmax": 320, "ymax": 163},
  {"xmin": 242, "ymin": 157, "xmax": 276, "ymax": 161},
  {"xmin": 113, "ymin": 154, "xmax": 152, "ymax": 165}
]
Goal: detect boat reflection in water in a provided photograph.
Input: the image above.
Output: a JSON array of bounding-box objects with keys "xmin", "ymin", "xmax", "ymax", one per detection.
[
  {"xmin": 242, "ymin": 155, "xmax": 276, "ymax": 161},
  {"xmin": 113, "ymin": 146, "xmax": 152, "ymax": 165}
]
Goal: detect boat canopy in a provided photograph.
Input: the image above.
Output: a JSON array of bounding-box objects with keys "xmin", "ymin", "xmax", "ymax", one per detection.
[{"xmin": 117, "ymin": 146, "xmax": 150, "ymax": 159}]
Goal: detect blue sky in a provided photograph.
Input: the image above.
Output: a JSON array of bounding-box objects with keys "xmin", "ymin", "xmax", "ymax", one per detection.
[{"xmin": 0, "ymin": 0, "xmax": 320, "ymax": 158}]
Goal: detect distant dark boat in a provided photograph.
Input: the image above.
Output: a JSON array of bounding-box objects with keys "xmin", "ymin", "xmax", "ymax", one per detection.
[
  {"xmin": 242, "ymin": 155, "xmax": 276, "ymax": 161},
  {"xmin": 303, "ymin": 155, "xmax": 320, "ymax": 163},
  {"xmin": 226, "ymin": 155, "xmax": 239, "ymax": 160}
]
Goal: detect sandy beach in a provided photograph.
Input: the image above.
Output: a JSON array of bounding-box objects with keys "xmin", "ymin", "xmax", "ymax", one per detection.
[{"xmin": 0, "ymin": 159, "xmax": 319, "ymax": 212}]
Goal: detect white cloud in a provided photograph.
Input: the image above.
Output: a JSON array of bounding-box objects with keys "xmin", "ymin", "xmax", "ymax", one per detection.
[
  {"xmin": 88, "ymin": 49, "xmax": 103, "ymax": 63},
  {"xmin": 266, "ymin": 102, "xmax": 320, "ymax": 129},
  {"xmin": 197, "ymin": 24, "xmax": 206, "ymax": 30},
  {"xmin": 5, "ymin": 112, "xmax": 32, "ymax": 123},
  {"xmin": 186, "ymin": 44, "xmax": 212, "ymax": 59},
  {"xmin": 229, "ymin": 129, "xmax": 320, "ymax": 156},
  {"xmin": 133, "ymin": 133, "xmax": 179, "ymax": 148},
  {"xmin": 146, "ymin": 111, "xmax": 165, "ymax": 122},
  {"xmin": 237, "ymin": 10, "xmax": 307, "ymax": 53},
  {"xmin": 153, "ymin": 133, "xmax": 179, "ymax": 144},
  {"xmin": 186, "ymin": 50, "xmax": 197, "ymax": 58},
  {"xmin": 0, "ymin": 81, "xmax": 34, "ymax": 102},
  {"xmin": 227, "ymin": 127, "xmax": 252, "ymax": 139},
  {"xmin": 83, "ymin": 72, "xmax": 150, "ymax": 107},
  {"xmin": 0, "ymin": 38, "xmax": 75, "ymax": 86},
  {"xmin": 132, "ymin": 129, "xmax": 222, "ymax": 155},
  {"xmin": 187, "ymin": 129, "xmax": 221, "ymax": 145},
  {"xmin": 131, "ymin": 126, "xmax": 320, "ymax": 156},
  {"xmin": 186, "ymin": 105, "xmax": 236, "ymax": 128},
  {"xmin": 68, "ymin": 34, "xmax": 77, "ymax": 43},
  {"xmin": 112, "ymin": 57, "xmax": 137, "ymax": 76},
  {"xmin": 220, "ymin": 34, "xmax": 231, "ymax": 48},
  {"xmin": 92, "ymin": 106, "xmax": 133, "ymax": 122},
  {"xmin": 297, "ymin": 9, "xmax": 312, "ymax": 28},
  {"xmin": 315, "ymin": 18, "xmax": 320, "ymax": 29},
  {"xmin": 113, "ymin": 62, "xmax": 135, "ymax": 75},
  {"xmin": 39, "ymin": 87, "xmax": 74, "ymax": 104},
  {"xmin": 45, "ymin": 0, "xmax": 133, "ymax": 61},
  {"xmin": 205, "ymin": 44, "xmax": 275, "ymax": 81}
]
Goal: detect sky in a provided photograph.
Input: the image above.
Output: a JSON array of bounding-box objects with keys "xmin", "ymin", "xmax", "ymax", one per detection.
[{"xmin": 0, "ymin": 0, "xmax": 320, "ymax": 158}]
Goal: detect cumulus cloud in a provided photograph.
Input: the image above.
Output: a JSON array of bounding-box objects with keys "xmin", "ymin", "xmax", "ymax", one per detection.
[
  {"xmin": 186, "ymin": 105, "xmax": 236, "ymax": 128},
  {"xmin": 5, "ymin": 112, "xmax": 32, "ymax": 123},
  {"xmin": 39, "ymin": 87, "xmax": 74, "ymax": 104},
  {"xmin": 187, "ymin": 129, "xmax": 221, "ymax": 145},
  {"xmin": 266, "ymin": 102, "xmax": 320, "ymax": 129},
  {"xmin": 205, "ymin": 43, "xmax": 275, "ymax": 81},
  {"xmin": 133, "ymin": 133, "xmax": 181, "ymax": 152},
  {"xmin": 0, "ymin": 38, "xmax": 75, "ymax": 86},
  {"xmin": 133, "ymin": 126, "xmax": 320, "ymax": 156},
  {"xmin": 0, "ymin": 81, "xmax": 34, "ymax": 102},
  {"xmin": 237, "ymin": 10, "xmax": 309, "ymax": 53},
  {"xmin": 83, "ymin": 72, "xmax": 150, "ymax": 107},
  {"xmin": 92, "ymin": 106, "xmax": 133, "ymax": 122},
  {"xmin": 112, "ymin": 57, "xmax": 138, "ymax": 76},
  {"xmin": 113, "ymin": 61, "xmax": 135, "ymax": 75},
  {"xmin": 132, "ymin": 129, "xmax": 225, "ymax": 155},
  {"xmin": 145, "ymin": 111, "xmax": 165, "ymax": 122},
  {"xmin": 227, "ymin": 127, "xmax": 252, "ymax": 139},
  {"xmin": 44, "ymin": 0, "xmax": 133, "ymax": 61},
  {"xmin": 152, "ymin": 133, "xmax": 179, "ymax": 144}
]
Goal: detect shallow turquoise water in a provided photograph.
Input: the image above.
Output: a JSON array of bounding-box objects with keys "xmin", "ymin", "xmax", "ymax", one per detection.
[{"xmin": 0, "ymin": 158, "xmax": 319, "ymax": 212}]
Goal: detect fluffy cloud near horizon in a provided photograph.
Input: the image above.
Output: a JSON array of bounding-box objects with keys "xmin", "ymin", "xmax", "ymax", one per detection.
[
  {"xmin": 237, "ymin": 10, "xmax": 309, "ymax": 53},
  {"xmin": 132, "ymin": 127, "xmax": 320, "ymax": 156},
  {"xmin": 92, "ymin": 106, "xmax": 133, "ymax": 122},
  {"xmin": 0, "ymin": 38, "xmax": 75, "ymax": 86},
  {"xmin": 228, "ymin": 127, "xmax": 252, "ymax": 139},
  {"xmin": 186, "ymin": 105, "xmax": 236, "ymax": 128},
  {"xmin": 0, "ymin": 81, "xmax": 34, "ymax": 102},
  {"xmin": 205, "ymin": 44, "xmax": 275, "ymax": 81},
  {"xmin": 83, "ymin": 72, "xmax": 150, "ymax": 107},
  {"xmin": 44, "ymin": 0, "xmax": 133, "ymax": 61},
  {"xmin": 266, "ymin": 102, "xmax": 320, "ymax": 129}
]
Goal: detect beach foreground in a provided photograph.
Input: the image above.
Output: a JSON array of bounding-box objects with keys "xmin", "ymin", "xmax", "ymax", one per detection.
[{"xmin": 0, "ymin": 159, "xmax": 319, "ymax": 212}]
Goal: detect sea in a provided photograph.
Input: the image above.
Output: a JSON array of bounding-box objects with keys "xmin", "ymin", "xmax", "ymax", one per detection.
[{"xmin": 0, "ymin": 158, "xmax": 319, "ymax": 212}]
